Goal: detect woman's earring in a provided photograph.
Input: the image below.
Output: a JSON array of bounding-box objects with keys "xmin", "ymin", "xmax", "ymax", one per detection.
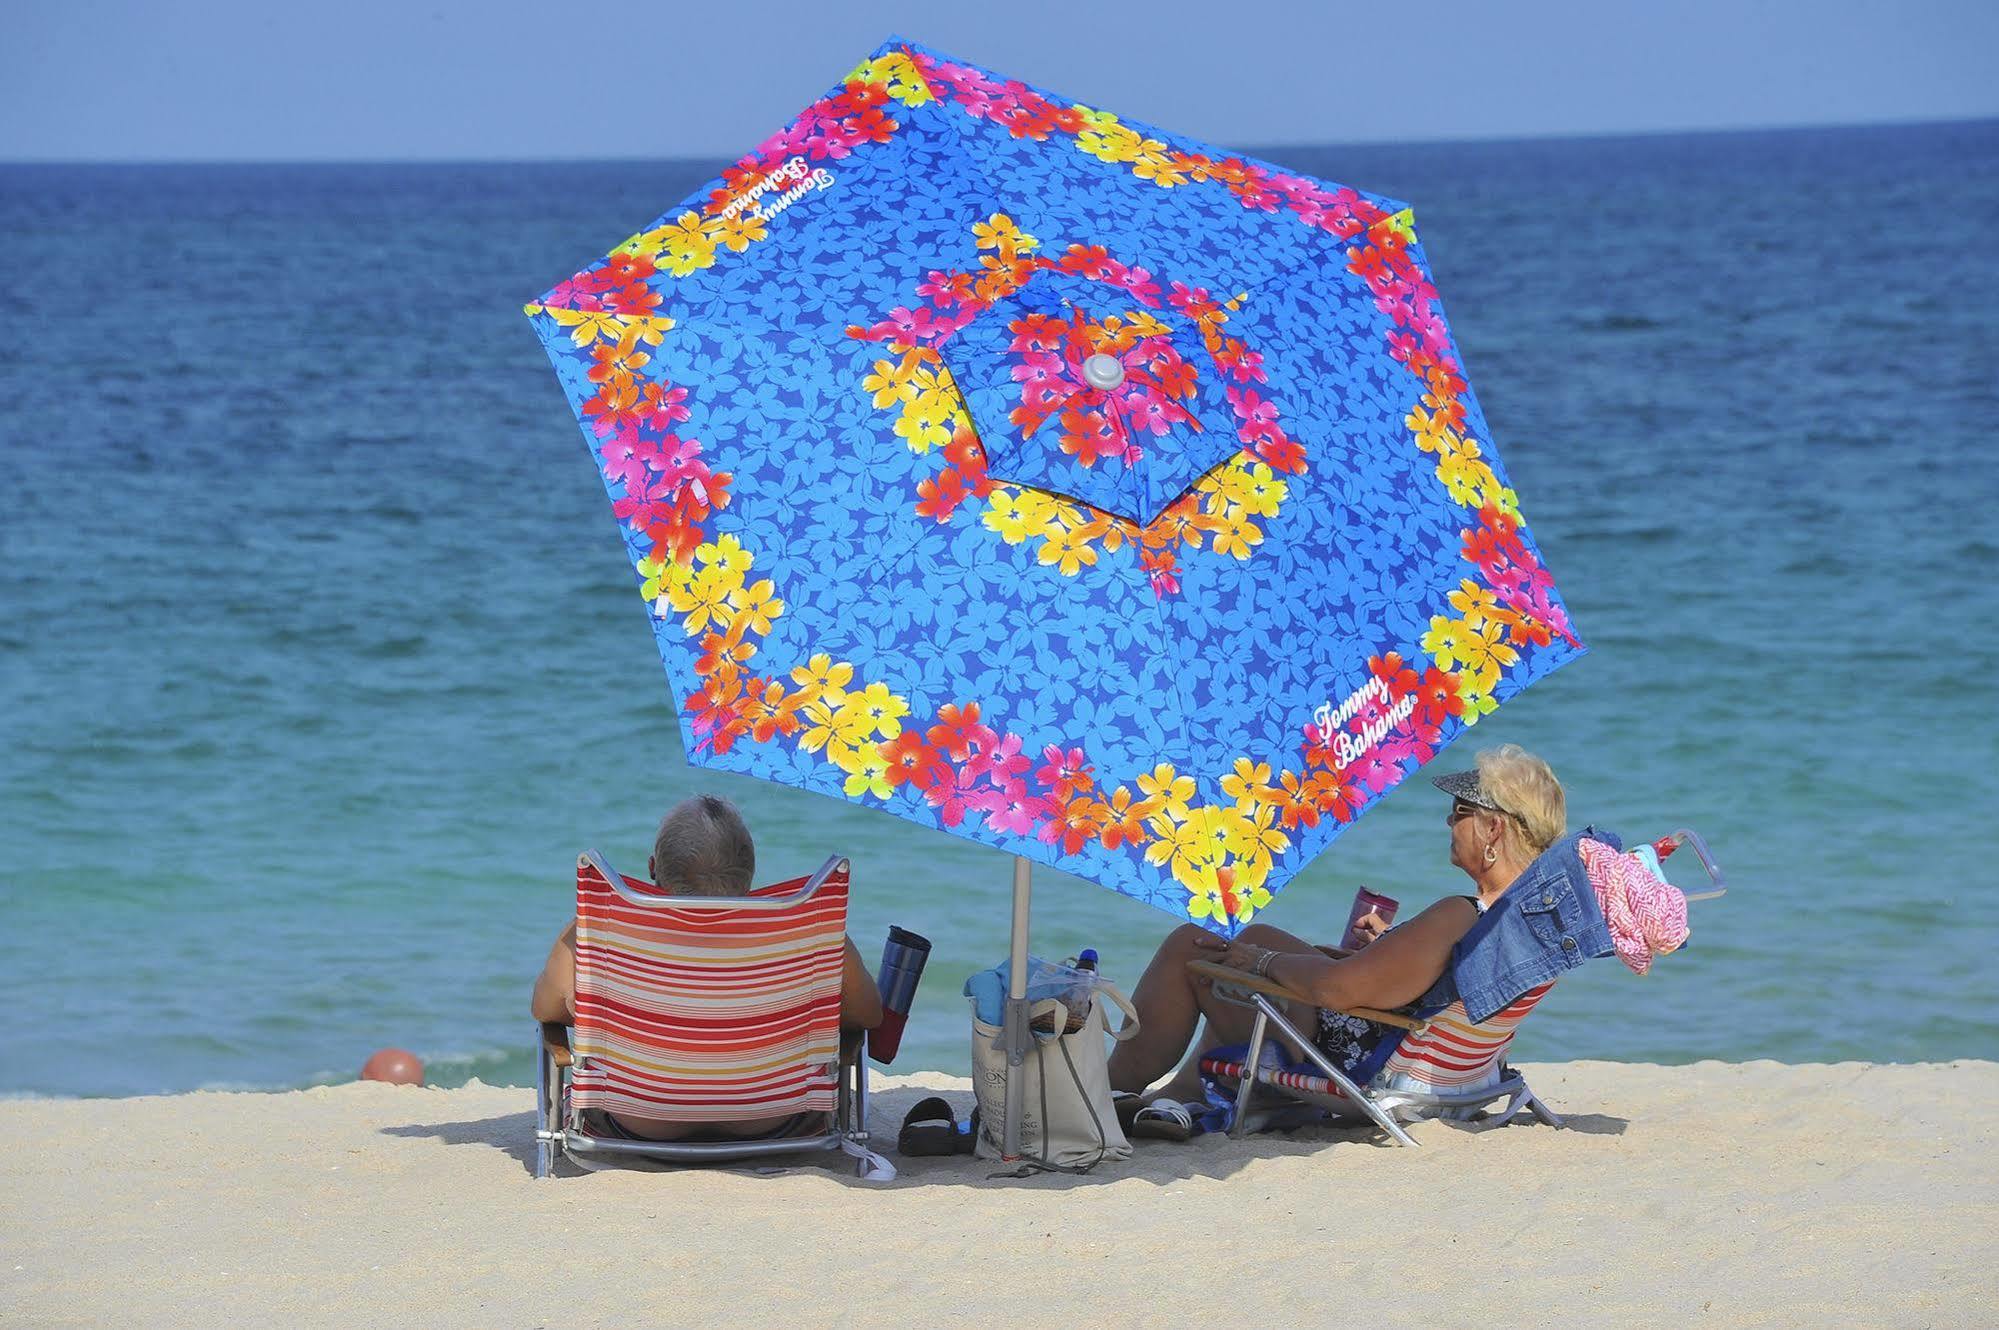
[{"xmin": 1484, "ymin": 845, "xmax": 1498, "ymax": 866}]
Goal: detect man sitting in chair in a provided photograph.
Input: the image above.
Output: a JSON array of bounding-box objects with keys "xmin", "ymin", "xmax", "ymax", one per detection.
[{"xmin": 530, "ymin": 794, "xmax": 882, "ymax": 1141}]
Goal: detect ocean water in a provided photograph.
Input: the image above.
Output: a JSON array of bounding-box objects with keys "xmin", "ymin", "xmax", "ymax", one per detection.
[{"xmin": 3, "ymin": 120, "xmax": 1996, "ymax": 1098}]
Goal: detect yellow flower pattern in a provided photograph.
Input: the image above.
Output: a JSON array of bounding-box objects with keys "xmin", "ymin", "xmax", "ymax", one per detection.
[{"xmin": 523, "ymin": 44, "xmax": 1582, "ymax": 933}]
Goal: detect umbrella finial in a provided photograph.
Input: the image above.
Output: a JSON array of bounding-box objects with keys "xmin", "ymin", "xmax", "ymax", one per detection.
[{"xmin": 1082, "ymin": 353, "xmax": 1125, "ymax": 390}]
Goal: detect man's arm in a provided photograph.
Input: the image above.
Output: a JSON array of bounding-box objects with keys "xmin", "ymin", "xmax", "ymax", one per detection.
[
  {"xmin": 839, "ymin": 936, "xmax": 883, "ymax": 1030},
  {"xmin": 530, "ymin": 920, "xmax": 578, "ymax": 1024}
]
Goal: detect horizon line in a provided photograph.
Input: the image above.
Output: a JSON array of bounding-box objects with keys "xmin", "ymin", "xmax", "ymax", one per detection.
[{"xmin": 2, "ymin": 111, "xmax": 1991, "ymax": 170}]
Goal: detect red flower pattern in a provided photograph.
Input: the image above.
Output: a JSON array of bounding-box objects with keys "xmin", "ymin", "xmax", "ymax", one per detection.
[{"xmin": 536, "ymin": 48, "xmax": 1581, "ymax": 926}]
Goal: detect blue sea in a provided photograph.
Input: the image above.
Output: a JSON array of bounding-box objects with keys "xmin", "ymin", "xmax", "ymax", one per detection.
[{"xmin": 4, "ymin": 120, "xmax": 1996, "ymax": 1097}]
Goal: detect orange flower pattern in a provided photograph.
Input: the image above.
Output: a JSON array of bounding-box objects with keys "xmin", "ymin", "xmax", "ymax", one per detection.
[{"xmin": 525, "ymin": 39, "xmax": 1583, "ymax": 931}]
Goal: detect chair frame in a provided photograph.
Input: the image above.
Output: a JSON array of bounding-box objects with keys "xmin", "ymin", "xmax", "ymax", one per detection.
[
  {"xmin": 1187, "ymin": 960, "xmax": 1563, "ymax": 1146},
  {"xmin": 534, "ymin": 850, "xmax": 872, "ymax": 1178}
]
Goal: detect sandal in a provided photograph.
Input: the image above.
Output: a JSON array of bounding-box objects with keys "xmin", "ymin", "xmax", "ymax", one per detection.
[
  {"xmin": 898, "ymin": 1096, "xmax": 974, "ymax": 1156},
  {"xmin": 1129, "ymin": 1097, "xmax": 1197, "ymax": 1143}
]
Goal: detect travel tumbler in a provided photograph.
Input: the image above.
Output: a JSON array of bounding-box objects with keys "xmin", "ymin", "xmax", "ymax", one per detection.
[
  {"xmin": 1339, "ymin": 887, "xmax": 1400, "ymax": 950},
  {"xmin": 868, "ymin": 925, "xmax": 932, "ymax": 1064}
]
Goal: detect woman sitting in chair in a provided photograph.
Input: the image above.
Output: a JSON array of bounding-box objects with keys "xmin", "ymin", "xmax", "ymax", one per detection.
[
  {"xmin": 1108, "ymin": 744, "xmax": 1606, "ymax": 1136},
  {"xmin": 530, "ymin": 794, "xmax": 882, "ymax": 1141}
]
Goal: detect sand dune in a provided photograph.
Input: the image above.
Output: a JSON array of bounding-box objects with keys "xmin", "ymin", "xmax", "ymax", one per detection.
[{"xmin": 2, "ymin": 1061, "xmax": 1994, "ymax": 1328}]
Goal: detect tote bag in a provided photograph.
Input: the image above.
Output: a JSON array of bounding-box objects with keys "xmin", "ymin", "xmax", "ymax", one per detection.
[{"xmin": 969, "ymin": 983, "xmax": 1140, "ymax": 1171}]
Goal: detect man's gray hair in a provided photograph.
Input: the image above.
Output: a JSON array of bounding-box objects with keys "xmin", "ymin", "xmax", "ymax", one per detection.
[{"xmin": 651, "ymin": 795, "xmax": 756, "ymax": 897}]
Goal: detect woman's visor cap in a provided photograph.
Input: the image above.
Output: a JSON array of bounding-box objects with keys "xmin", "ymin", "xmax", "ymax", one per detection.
[{"xmin": 1431, "ymin": 768, "xmax": 1509, "ymax": 816}]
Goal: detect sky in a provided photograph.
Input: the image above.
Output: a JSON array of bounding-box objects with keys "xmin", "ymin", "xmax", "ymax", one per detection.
[{"xmin": 4, "ymin": 0, "xmax": 1995, "ymax": 162}]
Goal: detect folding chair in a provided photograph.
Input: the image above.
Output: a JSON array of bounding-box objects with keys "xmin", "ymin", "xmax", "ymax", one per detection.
[
  {"xmin": 1188, "ymin": 960, "xmax": 1564, "ymax": 1146},
  {"xmin": 1188, "ymin": 827, "xmax": 1725, "ymax": 1144},
  {"xmin": 535, "ymin": 850, "xmax": 882, "ymax": 1178}
]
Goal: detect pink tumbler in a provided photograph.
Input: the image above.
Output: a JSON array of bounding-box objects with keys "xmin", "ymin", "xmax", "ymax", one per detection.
[{"xmin": 1339, "ymin": 887, "xmax": 1399, "ymax": 950}]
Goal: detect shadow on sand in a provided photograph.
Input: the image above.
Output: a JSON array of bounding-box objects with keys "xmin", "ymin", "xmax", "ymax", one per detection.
[{"xmin": 378, "ymin": 1082, "xmax": 1626, "ymax": 1189}]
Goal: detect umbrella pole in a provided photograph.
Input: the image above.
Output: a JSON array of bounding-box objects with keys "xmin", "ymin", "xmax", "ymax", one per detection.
[{"xmin": 1000, "ymin": 854, "xmax": 1032, "ymax": 1161}]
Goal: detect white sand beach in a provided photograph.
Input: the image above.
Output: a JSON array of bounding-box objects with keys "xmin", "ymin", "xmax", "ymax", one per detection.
[{"xmin": 2, "ymin": 1061, "xmax": 1994, "ymax": 1329}]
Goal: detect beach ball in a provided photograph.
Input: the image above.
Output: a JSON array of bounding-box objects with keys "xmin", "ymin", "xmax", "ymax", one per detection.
[{"xmin": 360, "ymin": 1048, "xmax": 425, "ymax": 1085}]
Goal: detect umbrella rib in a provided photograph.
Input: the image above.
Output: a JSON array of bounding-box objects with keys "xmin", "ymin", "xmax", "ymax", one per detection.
[{"xmin": 1137, "ymin": 482, "xmax": 1202, "ymax": 854}]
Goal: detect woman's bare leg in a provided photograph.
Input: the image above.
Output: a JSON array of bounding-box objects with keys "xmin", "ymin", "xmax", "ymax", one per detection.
[
  {"xmin": 1106, "ymin": 925, "xmax": 1213, "ymax": 1094},
  {"xmin": 1107, "ymin": 922, "xmax": 1324, "ymax": 1099}
]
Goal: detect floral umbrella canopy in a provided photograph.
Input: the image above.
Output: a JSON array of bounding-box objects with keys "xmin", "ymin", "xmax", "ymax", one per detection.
[{"xmin": 526, "ymin": 37, "xmax": 1583, "ymax": 938}]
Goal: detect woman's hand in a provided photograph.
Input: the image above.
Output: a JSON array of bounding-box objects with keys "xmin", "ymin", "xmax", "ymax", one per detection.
[
  {"xmin": 1347, "ymin": 910, "xmax": 1389, "ymax": 948},
  {"xmin": 1187, "ymin": 931, "xmax": 1273, "ymax": 978},
  {"xmin": 1175, "ymin": 928, "xmax": 1271, "ymax": 980}
]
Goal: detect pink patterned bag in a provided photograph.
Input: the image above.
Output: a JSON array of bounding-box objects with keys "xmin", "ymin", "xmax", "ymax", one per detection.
[{"xmin": 1578, "ymin": 837, "xmax": 1692, "ymax": 976}]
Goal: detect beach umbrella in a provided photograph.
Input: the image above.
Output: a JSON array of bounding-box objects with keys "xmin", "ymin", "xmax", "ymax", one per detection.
[{"xmin": 526, "ymin": 38, "xmax": 1584, "ymax": 1153}]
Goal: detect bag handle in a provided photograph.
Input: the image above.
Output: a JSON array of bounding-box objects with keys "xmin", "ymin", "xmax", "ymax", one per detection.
[
  {"xmin": 1090, "ymin": 981, "xmax": 1142, "ymax": 1043},
  {"xmin": 1022, "ymin": 1018, "xmax": 1111, "ymax": 1176},
  {"xmin": 1026, "ymin": 998, "xmax": 1069, "ymax": 1045}
]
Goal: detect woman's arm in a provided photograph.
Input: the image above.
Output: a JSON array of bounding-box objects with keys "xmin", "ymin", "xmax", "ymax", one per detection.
[
  {"xmin": 839, "ymin": 936, "xmax": 884, "ymax": 1030},
  {"xmin": 529, "ymin": 919, "xmax": 579, "ymax": 1024},
  {"xmin": 1237, "ymin": 897, "xmax": 1480, "ymax": 1012}
]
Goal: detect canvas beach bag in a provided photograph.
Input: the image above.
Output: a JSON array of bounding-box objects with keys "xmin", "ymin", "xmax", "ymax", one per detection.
[{"xmin": 970, "ymin": 983, "xmax": 1140, "ymax": 1171}]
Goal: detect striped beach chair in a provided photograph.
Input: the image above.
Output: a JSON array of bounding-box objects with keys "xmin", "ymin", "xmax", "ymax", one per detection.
[
  {"xmin": 534, "ymin": 850, "xmax": 880, "ymax": 1177},
  {"xmin": 1189, "ymin": 960, "xmax": 1564, "ymax": 1146}
]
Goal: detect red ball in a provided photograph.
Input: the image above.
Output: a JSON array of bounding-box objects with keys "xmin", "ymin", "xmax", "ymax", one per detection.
[{"xmin": 360, "ymin": 1048, "xmax": 425, "ymax": 1085}]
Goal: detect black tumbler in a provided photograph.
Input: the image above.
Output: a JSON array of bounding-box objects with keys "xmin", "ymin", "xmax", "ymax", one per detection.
[{"xmin": 868, "ymin": 926, "xmax": 932, "ymax": 1064}]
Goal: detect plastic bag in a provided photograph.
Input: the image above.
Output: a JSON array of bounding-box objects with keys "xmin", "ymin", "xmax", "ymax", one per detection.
[{"xmin": 963, "ymin": 955, "xmax": 1097, "ymax": 1029}]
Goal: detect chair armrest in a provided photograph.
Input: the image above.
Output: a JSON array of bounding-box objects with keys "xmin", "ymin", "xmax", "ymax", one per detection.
[
  {"xmin": 540, "ymin": 1022, "xmax": 573, "ymax": 1068},
  {"xmin": 1187, "ymin": 959, "xmax": 1427, "ymax": 1033},
  {"xmin": 838, "ymin": 1028, "xmax": 865, "ymax": 1067}
]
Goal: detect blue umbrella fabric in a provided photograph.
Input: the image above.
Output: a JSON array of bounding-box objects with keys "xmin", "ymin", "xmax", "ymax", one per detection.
[{"xmin": 525, "ymin": 37, "xmax": 1584, "ymax": 935}]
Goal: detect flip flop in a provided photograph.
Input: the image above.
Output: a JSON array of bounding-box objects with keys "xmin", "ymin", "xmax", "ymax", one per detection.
[
  {"xmin": 1112, "ymin": 1090, "xmax": 1144, "ymax": 1134},
  {"xmin": 1129, "ymin": 1098, "xmax": 1197, "ymax": 1143},
  {"xmin": 898, "ymin": 1096, "xmax": 973, "ymax": 1156}
]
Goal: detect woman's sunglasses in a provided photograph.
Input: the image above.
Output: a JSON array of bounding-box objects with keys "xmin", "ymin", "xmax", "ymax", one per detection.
[{"xmin": 1449, "ymin": 798, "xmax": 1525, "ymax": 828}]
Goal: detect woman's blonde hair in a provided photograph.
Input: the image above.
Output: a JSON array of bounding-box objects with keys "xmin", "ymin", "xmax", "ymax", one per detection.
[{"xmin": 1474, "ymin": 744, "xmax": 1566, "ymax": 854}]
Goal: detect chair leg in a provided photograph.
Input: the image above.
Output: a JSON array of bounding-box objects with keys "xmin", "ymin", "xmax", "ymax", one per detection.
[
  {"xmin": 1490, "ymin": 1084, "xmax": 1531, "ymax": 1127},
  {"xmin": 535, "ymin": 1032, "xmax": 576, "ymax": 1179},
  {"xmin": 1524, "ymin": 1089, "xmax": 1564, "ymax": 1128},
  {"xmin": 1229, "ymin": 1008, "xmax": 1270, "ymax": 1139},
  {"xmin": 849, "ymin": 1052, "xmax": 871, "ymax": 1177},
  {"xmin": 1252, "ymin": 995, "xmax": 1418, "ymax": 1147},
  {"xmin": 1486, "ymin": 1074, "xmax": 1563, "ymax": 1129},
  {"xmin": 533, "ymin": 1034, "xmax": 555, "ymax": 1180}
]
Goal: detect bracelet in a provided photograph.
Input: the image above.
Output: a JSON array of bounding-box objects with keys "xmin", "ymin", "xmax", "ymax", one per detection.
[{"xmin": 1251, "ymin": 948, "xmax": 1277, "ymax": 978}]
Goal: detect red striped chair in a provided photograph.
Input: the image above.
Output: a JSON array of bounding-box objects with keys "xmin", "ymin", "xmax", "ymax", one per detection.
[
  {"xmin": 1189, "ymin": 960, "xmax": 1564, "ymax": 1145},
  {"xmin": 534, "ymin": 850, "xmax": 881, "ymax": 1177}
]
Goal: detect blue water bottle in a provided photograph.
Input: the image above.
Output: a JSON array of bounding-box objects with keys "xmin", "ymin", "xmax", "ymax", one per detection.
[{"xmin": 1065, "ymin": 948, "xmax": 1100, "ymax": 1029}]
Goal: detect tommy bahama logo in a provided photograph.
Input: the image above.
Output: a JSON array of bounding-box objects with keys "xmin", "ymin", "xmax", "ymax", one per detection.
[
  {"xmin": 1313, "ymin": 676, "xmax": 1416, "ymax": 769},
  {"xmin": 717, "ymin": 156, "xmax": 836, "ymax": 224}
]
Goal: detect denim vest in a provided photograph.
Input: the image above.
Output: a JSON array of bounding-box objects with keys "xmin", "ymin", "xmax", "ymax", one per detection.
[{"xmin": 1416, "ymin": 827, "xmax": 1619, "ymax": 1024}]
